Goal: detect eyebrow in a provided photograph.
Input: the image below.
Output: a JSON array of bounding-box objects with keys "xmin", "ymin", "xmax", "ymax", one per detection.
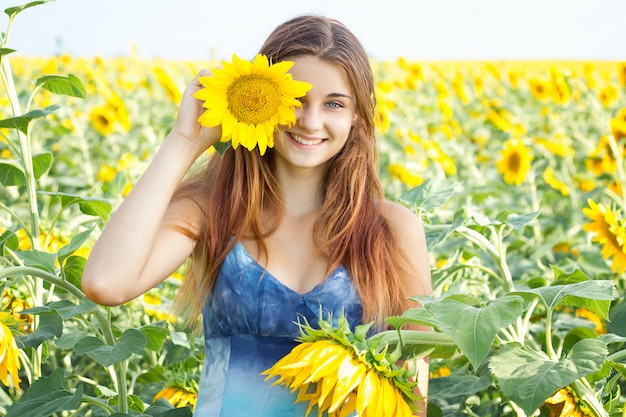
[{"xmin": 327, "ymin": 92, "xmax": 353, "ymax": 100}]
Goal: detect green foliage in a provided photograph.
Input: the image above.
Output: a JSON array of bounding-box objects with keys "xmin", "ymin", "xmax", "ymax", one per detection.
[{"xmin": 0, "ymin": 1, "xmax": 624, "ymax": 416}]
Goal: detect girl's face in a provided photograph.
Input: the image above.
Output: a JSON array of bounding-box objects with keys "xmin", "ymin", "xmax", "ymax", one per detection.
[{"xmin": 273, "ymin": 55, "xmax": 357, "ymax": 171}]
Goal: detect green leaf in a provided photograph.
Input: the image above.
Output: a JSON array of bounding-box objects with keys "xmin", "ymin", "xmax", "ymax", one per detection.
[
  {"xmin": 74, "ymin": 328, "xmax": 147, "ymax": 366},
  {"xmin": 128, "ymin": 394, "xmax": 146, "ymax": 413},
  {"xmin": 48, "ymin": 299, "xmax": 97, "ymax": 319},
  {"xmin": 57, "ymin": 227, "xmax": 93, "ymax": 265},
  {"xmin": 213, "ymin": 140, "xmax": 231, "ymax": 155},
  {"xmin": 0, "ymin": 48, "xmax": 16, "ymax": 56},
  {"xmin": 0, "ymin": 105, "xmax": 60, "ymax": 134},
  {"xmin": 36, "ymin": 74, "xmax": 87, "ymax": 99},
  {"xmin": 0, "ymin": 229, "xmax": 19, "ymax": 253},
  {"xmin": 17, "ymin": 312, "xmax": 63, "ymax": 349},
  {"xmin": 425, "ymin": 210, "xmax": 464, "ymax": 249},
  {"xmin": 387, "ymin": 306, "xmax": 449, "ymax": 330},
  {"xmin": 33, "ymin": 151, "xmax": 53, "ymax": 178},
  {"xmin": 431, "ymin": 295, "xmax": 524, "ymax": 368},
  {"xmin": 15, "ymin": 249, "xmax": 57, "ymax": 273},
  {"xmin": 0, "ymin": 158, "xmax": 24, "ymax": 186},
  {"xmin": 607, "ymin": 301, "xmax": 626, "ymax": 336},
  {"xmin": 397, "ymin": 178, "xmax": 456, "ymax": 211},
  {"xmin": 552, "ymin": 266, "xmax": 591, "ymax": 284},
  {"xmin": 466, "ymin": 207, "xmax": 492, "ymax": 226},
  {"xmin": 4, "ymin": 1, "xmax": 51, "ymax": 19},
  {"xmin": 140, "ymin": 322, "xmax": 170, "ymax": 354},
  {"xmin": 144, "ymin": 400, "xmax": 194, "ymax": 416},
  {"xmin": 0, "ymin": 152, "xmax": 52, "ymax": 186},
  {"xmin": 5, "ymin": 368, "xmax": 83, "ymax": 417},
  {"xmin": 61, "ymin": 255, "xmax": 86, "ymax": 288},
  {"xmin": 506, "ymin": 210, "xmax": 540, "ymax": 231},
  {"xmin": 489, "ymin": 339, "xmax": 608, "ymax": 415},
  {"xmin": 606, "ymin": 359, "xmax": 626, "ymax": 378},
  {"xmin": 511, "ymin": 280, "xmax": 616, "ymax": 320},
  {"xmin": 40, "ymin": 191, "xmax": 112, "ymax": 221},
  {"xmin": 55, "ymin": 326, "xmax": 87, "ymax": 350},
  {"xmin": 429, "ymin": 373, "xmax": 493, "ymax": 400}
]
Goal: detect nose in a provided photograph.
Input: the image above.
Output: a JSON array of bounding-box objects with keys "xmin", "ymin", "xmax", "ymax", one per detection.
[{"xmin": 295, "ymin": 105, "xmax": 323, "ymax": 132}]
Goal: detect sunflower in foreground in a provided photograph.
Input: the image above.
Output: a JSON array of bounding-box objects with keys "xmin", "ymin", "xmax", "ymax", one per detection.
[
  {"xmin": 194, "ymin": 54, "xmax": 312, "ymax": 156},
  {"xmin": 583, "ymin": 199, "xmax": 626, "ymax": 274},
  {"xmin": 496, "ymin": 138, "xmax": 533, "ymax": 186},
  {"xmin": 153, "ymin": 381, "xmax": 198, "ymax": 411},
  {"xmin": 542, "ymin": 387, "xmax": 592, "ymax": 417},
  {"xmin": 0, "ymin": 311, "xmax": 21, "ymax": 387},
  {"xmin": 262, "ymin": 315, "xmax": 419, "ymax": 417}
]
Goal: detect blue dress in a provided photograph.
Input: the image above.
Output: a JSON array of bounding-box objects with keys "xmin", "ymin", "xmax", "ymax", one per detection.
[{"xmin": 193, "ymin": 241, "xmax": 363, "ymax": 417}]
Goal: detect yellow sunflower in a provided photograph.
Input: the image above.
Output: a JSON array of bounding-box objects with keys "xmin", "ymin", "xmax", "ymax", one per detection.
[
  {"xmin": 549, "ymin": 67, "xmax": 571, "ymax": 105},
  {"xmin": 154, "ymin": 382, "xmax": 198, "ymax": 410},
  {"xmin": 583, "ymin": 199, "xmax": 626, "ymax": 274},
  {"xmin": 154, "ymin": 66, "xmax": 182, "ymax": 104},
  {"xmin": 193, "ymin": 54, "xmax": 312, "ymax": 156},
  {"xmin": 543, "ymin": 387, "xmax": 592, "ymax": 417},
  {"xmin": 389, "ymin": 163, "xmax": 423, "ymax": 188},
  {"xmin": 89, "ymin": 106, "xmax": 116, "ymax": 136},
  {"xmin": 0, "ymin": 311, "xmax": 21, "ymax": 387},
  {"xmin": 528, "ymin": 77, "xmax": 552, "ymax": 101},
  {"xmin": 542, "ymin": 167, "xmax": 570, "ymax": 196},
  {"xmin": 575, "ymin": 308, "xmax": 607, "ymax": 334},
  {"xmin": 496, "ymin": 138, "xmax": 533, "ymax": 186},
  {"xmin": 598, "ymin": 84, "xmax": 619, "ymax": 108},
  {"xmin": 610, "ymin": 107, "xmax": 626, "ymax": 140},
  {"xmin": 262, "ymin": 315, "xmax": 419, "ymax": 417}
]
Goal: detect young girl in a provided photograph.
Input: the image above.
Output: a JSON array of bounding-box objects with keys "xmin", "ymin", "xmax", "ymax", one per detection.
[{"xmin": 82, "ymin": 15, "xmax": 431, "ymax": 417}]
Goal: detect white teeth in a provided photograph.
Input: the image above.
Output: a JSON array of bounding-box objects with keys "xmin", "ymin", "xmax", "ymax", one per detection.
[{"xmin": 291, "ymin": 134, "xmax": 323, "ymax": 146}]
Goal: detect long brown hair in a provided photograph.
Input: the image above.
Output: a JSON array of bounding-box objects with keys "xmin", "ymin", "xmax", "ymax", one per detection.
[{"xmin": 173, "ymin": 15, "xmax": 417, "ymax": 329}]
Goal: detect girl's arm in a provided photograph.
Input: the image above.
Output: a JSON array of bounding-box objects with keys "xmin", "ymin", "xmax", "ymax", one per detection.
[
  {"xmin": 382, "ymin": 200, "xmax": 432, "ymax": 417},
  {"xmin": 82, "ymin": 70, "xmax": 220, "ymax": 306}
]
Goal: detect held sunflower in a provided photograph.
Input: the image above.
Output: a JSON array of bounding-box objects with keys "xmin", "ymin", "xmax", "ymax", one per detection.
[
  {"xmin": 194, "ymin": 54, "xmax": 312, "ymax": 156},
  {"xmin": 262, "ymin": 314, "xmax": 420, "ymax": 417},
  {"xmin": 153, "ymin": 381, "xmax": 199, "ymax": 410}
]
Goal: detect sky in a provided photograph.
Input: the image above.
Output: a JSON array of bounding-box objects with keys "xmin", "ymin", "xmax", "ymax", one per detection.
[{"xmin": 5, "ymin": 0, "xmax": 626, "ymax": 62}]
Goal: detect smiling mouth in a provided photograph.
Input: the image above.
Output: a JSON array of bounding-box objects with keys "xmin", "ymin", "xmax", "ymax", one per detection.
[{"xmin": 289, "ymin": 133, "xmax": 324, "ymax": 146}]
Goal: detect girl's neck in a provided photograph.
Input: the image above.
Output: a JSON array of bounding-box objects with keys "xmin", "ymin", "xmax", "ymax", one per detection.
[{"xmin": 274, "ymin": 162, "xmax": 326, "ymax": 218}]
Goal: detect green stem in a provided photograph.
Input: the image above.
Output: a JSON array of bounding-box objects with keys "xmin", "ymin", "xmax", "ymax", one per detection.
[
  {"xmin": 606, "ymin": 133, "xmax": 626, "ymax": 209},
  {"xmin": 80, "ymin": 394, "xmax": 117, "ymax": 415},
  {"xmin": 508, "ymin": 400, "xmax": 527, "ymax": 417},
  {"xmin": 544, "ymin": 309, "xmax": 558, "ymax": 360},
  {"xmin": 528, "ymin": 175, "xmax": 543, "ymax": 246},
  {"xmin": 519, "ymin": 298, "xmax": 540, "ymax": 345},
  {"xmin": 115, "ymin": 361, "xmax": 129, "ymax": 414},
  {"xmin": 0, "ymin": 201, "xmax": 29, "ymax": 236},
  {"xmin": 1, "ymin": 51, "xmax": 44, "ymax": 382},
  {"xmin": 456, "ymin": 225, "xmax": 514, "ymax": 292},
  {"xmin": 0, "ymin": 56, "xmax": 41, "ymax": 254},
  {"xmin": 368, "ymin": 329, "xmax": 457, "ymax": 360},
  {"xmin": 570, "ymin": 379, "xmax": 608, "ymax": 417},
  {"xmin": 0, "ymin": 265, "xmax": 130, "ymax": 413},
  {"xmin": 608, "ymin": 349, "xmax": 626, "ymax": 364}
]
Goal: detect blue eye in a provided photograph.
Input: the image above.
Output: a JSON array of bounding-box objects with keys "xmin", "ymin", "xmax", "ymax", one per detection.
[{"xmin": 326, "ymin": 101, "xmax": 342, "ymax": 108}]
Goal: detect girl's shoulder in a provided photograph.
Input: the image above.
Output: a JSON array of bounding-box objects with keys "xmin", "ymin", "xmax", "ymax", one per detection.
[
  {"xmin": 165, "ymin": 194, "xmax": 209, "ymax": 238},
  {"xmin": 379, "ymin": 200, "xmax": 425, "ymax": 237},
  {"xmin": 380, "ymin": 200, "xmax": 432, "ymax": 296}
]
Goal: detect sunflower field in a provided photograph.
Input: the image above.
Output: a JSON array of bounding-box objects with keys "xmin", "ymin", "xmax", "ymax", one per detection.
[{"xmin": 1, "ymin": 2, "xmax": 625, "ymax": 417}]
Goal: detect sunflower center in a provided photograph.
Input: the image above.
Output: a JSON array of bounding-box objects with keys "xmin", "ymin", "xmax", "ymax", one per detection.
[
  {"xmin": 227, "ymin": 75, "xmax": 281, "ymax": 125},
  {"xmin": 508, "ymin": 153, "xmax": 521, "ymax": 171}
]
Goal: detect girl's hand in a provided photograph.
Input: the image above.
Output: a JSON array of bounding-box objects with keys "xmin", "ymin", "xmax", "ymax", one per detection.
[{"xmin": 170, "ymin": 70, "xmax": 222, "ymax": 153}]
